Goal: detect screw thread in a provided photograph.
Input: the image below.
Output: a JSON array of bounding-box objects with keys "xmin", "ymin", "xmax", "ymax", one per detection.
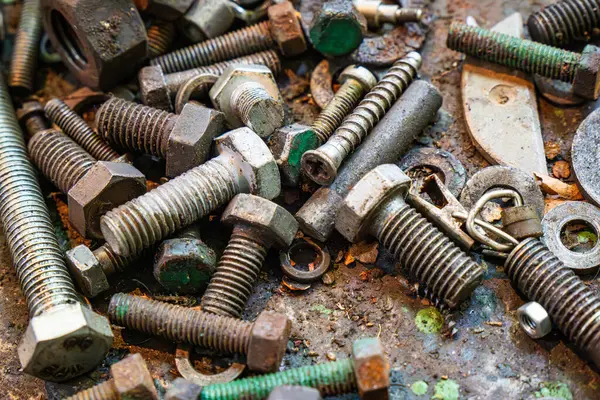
[
  {"xmin": 108, "ymin": 293, "xmax": 253, "ymax": 354},
  {"xmin": 528, "ymin": 0, "xmax": 600, "ymax": 46},
  {"xmin": 27, "ymin": 129, "xmax": 96, "ymax": 194},
  {"xmin": 152, "ymin": 21, "xmax": 274, "ymax": 73},
  {"xmin": 147, "ymin": 21, "xmax": 176, "ymax": 58},
  {"xmin": 447, "ymin": 21, "xmax": 581, "ymax": 83},
  {"xmin": 24, "ymin": 115, "xmax": 49, "ymax": 139},
  {"xmin": 373, "ymin": 198, "xmax": 484, "ymax": 309},
  {"xmin": 45, "ymin": 99, "xmax": 120, "ymax": 162},
  {"xmin": 95, "ymin": 244, "xmax": 138, "ymax": 276},
  {"xmin": 505, "ymin": 238, "xmax": 600, "ymax": 358},
  {"xmin": 165, "ymin": 50, "xmax": 282, "ymax": 97},
  {"xmin": 65, "ymin": 380, "xmax": 118, "ymax": 400},
  {"xmin": 9, "ymin": 0, "xmax": 42, "ymax": 95},
  {"xmin": 0, "ymin": 75, "xmax": 79, "ymax": 316},
  {"xmin": 395, "ymin": 8, "xmax": 424, "ymax": 23},
  {"xmin": 201, "ymin": 358, "xmax": 356, "ymax": 399},
  {"xmin": 101, "ymin": 157, "xmax": 240, "ymax": 256},
  {"xmin": 201, "ymin": 226, "xmax": 269, "ymax": 318},
  {"xmin": 96, "ymin": 98, "xmax": 177, "ymax": 158}
]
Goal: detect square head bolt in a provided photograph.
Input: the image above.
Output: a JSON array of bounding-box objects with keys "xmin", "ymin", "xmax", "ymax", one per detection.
[
  {"xmin": 247, "ymin": 311, "xmax": 292, "ymax": 372},
  {"xmin": 268, "ymin": 1, "xmax": 308, "ymax": 56},
  {"xmin": 139, "ymin": 65, "xmax": 173, "ymax": 111},
  {"xmin": 573, "ymin": 45, "xmax": 600, "ymax": 100},
  {"xmin": 352, "ymin": 337, "xmax": 390, "ymax": 400},
  {"xmin": 66, "ymin": 245, "xmax": 110, "ymax": 298},
  {"xmin": 268, "ymin": 124, "xmax": 320, "ymax": 187},
  {"xmin": 111, "ymin": 354, "xmax": 159, "ymax": 399}
]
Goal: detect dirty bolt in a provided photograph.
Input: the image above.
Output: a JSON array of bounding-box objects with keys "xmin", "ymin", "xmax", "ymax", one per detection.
[
  {"xmin": 302, "ymin": 52, "xmax": 422, "ymax": 186},
  {"xmin": 153, "ymin": 225, "xmax": 218, "ymax": 294},
  {"xmin": 147, "ymin": 21, "xmax": 176, "ymax": 58},
  {"xmin": 28, "ymin": 129, "xmax": 147, "ymax": 239},
  {"xmin": 65, "ymin": 354, "xmax": 158, "ymax": 400},
  {"xmin": 447, "ymin": 21, "xmax": 600, "ymax": 100},
  {"xmin": 100, "ymin": 127, "xmax": 280, "ymax": 257},
  {"xmin": 310, "ymin": 0, "xmax": 366, "ymax": 57},
  {"xmin": 108, "ymin": 293, "xmax": 291, "ymax": 373},
  {"xmin": 527, "ymin": 0, "xmax": 600, "ymax": 47},
  {"xmin": 269, "ymin": 124, "xmax": 320, "ymax": 187},
  {"xmin": 45, "ymin": 98, "xmax": 122, "ymax": 162},
  {"xmin": 354, "ymin": 0, "xmax": 424, "ymax": 28},
  {"xmin": 336, "ymin": 164, "xmax": 485, "ymax": 309},
  {"xmin": 9, "ymin": 0, "xmax": 42, "ymax": 96},
  {"xmin": 201, "ymin": 194, "xmax": 298, "ymax": 318},
  {"xmin": 96, "ymin": 99, "xmax": 225, "ymax": 177},
  {"xmin": 16, "ymin": 101, "xmax": 49, "ymax": 139},
  {"xmin": 210, "ymin": 64, "xmax": 285, "ymax": 138},
  {"xmin": 180, "ymin": 0, "xmax": 235, "ymax": 43}
]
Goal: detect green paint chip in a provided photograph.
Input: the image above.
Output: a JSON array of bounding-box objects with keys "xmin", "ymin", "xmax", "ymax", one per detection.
[
  {"xmin": 411, "ymin": 380, "xmax": 428, "ymax": 396},
  {"xmin": 432, "ymin": 379, "xmax": 460, "ymax": 400},
  {"xmin": 535, "ymin": 381, "xmax": 573, "ymax": 400},
  {"xmin": 311, "ymin": 304, "xmax": 332, "ymax": 315},
  {"xmin": 415, "ymin": 307, "xmax": 444, "ymax": 334}
]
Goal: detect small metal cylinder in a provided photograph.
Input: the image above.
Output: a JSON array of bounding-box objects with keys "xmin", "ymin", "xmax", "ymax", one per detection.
[{"xmin": 9, "ymin": 0, "xmax": 42, "ymax": 95}]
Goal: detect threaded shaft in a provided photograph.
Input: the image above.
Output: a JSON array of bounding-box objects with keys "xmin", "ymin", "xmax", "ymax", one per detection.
[
  {"xmin": 201, "ymin": 226, "xmax": 269, "ymax": 318},
  {"xmin": 108, "ymin": 293, "xmax": 253, "ymax": 354},
  {"xmin": 28, "ymin": 129, "xmax": 95, "ymax": 194},
  {"xmin": 165, "ymin": 50, "xmax": 281, "ymax": 98},
  {"xmin": 152, "ymin": 21, "xmax": 274, "ymax": 73},
  {"xmin": 9, "ymin": 0, "xmax": 42, "ymax": 95},
  {"xmin": 528, "ymin": 0, "xmax": 600, "ymax": 47},
  {"xmin": 45, "ymin": 99, "xmax": 120, "ymax": 162},
  {"xmin": 505, "ymin": 238, "xmax": 600, "ymax": 361},
  {"xmin": 147, "ymin": 21, "xmax": 176, "ymax": 58},
  {"xmin": 372, "ymin": 198, "xmax": 484, "ymax": 309},
  {"xmin": 23, "ymin": 115, "xmax": 49, "ymax": 139},
  {"xmin": 395, "ymin": 8, "xmax": 424, "ymax": 23},
  {"xmin": 96, "ymin": 98, "xmax": 177, "ymax": 158},
  {"xmin": 447, "ymin": 21, "xmax": 581, "ymax": 82},
  {"xmin": 201, "ymin": 358, "xmax": 356, "ymax": 399},
  {"xmin": 65, "ymin": 380, "xmax": 118, "ymax": 400},
  {"xmin": 95, "ymin": 244, "xmax": 138, "ymax": 276},
  {"xmin": 0, "ymin": 74, "xmax": 79, "ymax": 316},
  {"xmin": 231, "ymin": 83, "xmax": 284, "ymax": 137},
  {"xmin": 101, "ymin": 156, "xmax": 240, "ymax": 256}
]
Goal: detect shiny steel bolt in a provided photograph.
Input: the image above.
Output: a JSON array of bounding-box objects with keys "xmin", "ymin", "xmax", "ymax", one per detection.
[
  {"xmin": 45, "ymin": 98, "xmax": 121, "ymax": 162},
  {"xmin": 336, "ymin": 165, "xmax": 485, "ymax": 309},
  {"xmin": 201, "ymin": 194, "xmax": 298, "ymax": 318},
  {"xmin": 147, "ymin": 21, "xmax": 176, "ymax": 58},
  {"xmin": 16, "ymin": 101, "xmax": 49, "ymax": 139},
  {"xmin": 447, "ymin": 21, "xmax": 600, "ymax": 100},
  {"xmin": 353, "ymin": 0, "xmax": 424, "ymax": 29},
  {"xmin": 302, "ymin": 52, "xmax": 422, "ymax": 186},
  {"xmin": 100, "ymin": 127, "xmax": 280, "ymax": 257},
  {"xmin": 0, "ymin": 74, "xmax": 112, "ymax": 381},
  {"xmin": 108, "ymin": 293, "xmax": 291, "ymax": 373},
  {"xmin": 506, "ymin": 238, "xmax": 600, "ymax": 368},
  {"xmin": 9, "ymin": 0, "xmax": 42, "ymax": 95},
  {"xmin": 528, "ymin": 0, "xmax": 600, "ymax": 47}
]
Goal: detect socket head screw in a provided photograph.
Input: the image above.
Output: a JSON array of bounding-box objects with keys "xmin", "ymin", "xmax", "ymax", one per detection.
[
  {"xmin": 66, "ymin": 245, "xmax": 109, "ymax": 298},
  {"xmin": 247, "ymin": 311, "xmax": 292, "ymax": 373},
  {"xmin": 135, "ymin": 0, "xmax": 196, "ymax": 21},
  {"xmin": 181, "ymin": 0, "xmax": 234, "ymax": 43},
  {"xmin": 139, "ymin": 65, "xmax": 172, "ymax": 111},
  {"xmin": 573, "ymin": 45, "xmax": 600, "ymax": 100},
  {"xmin": 111, "ymin": 353, "xmax": 158, "ymax": 399},
  {"xmin": 309, "ymin": 0, "xmax": 366, "ymax": 57},
  {"xmin": 68, "ymin": 161, "xmax": 147, "ymax": 239},
  {"xmin": 267, "ymin": 1, "xmax": 308, "ymax": 56},
  {"xmin": 517, "ymin": 302, "xmax": 552, "ymax": 340},
  {"xmin": 18, "ymin": 303, "xmax": 113, "ymax": 381},
  {"xmin": 352, "ymin": 337, "xmax": 390, "ymax": 399},
  {"xmin": 339, "ymin": 65, "xmax": 378, "ymax": 91},
  {"xmin": 268, "ymin": 124, "xmax": 320, "ymax": 187},
  {"xmin": 337, "ymin": 164, "xmax": 412, "ymax": 243},
  {"xmin": 165, "ymin": 378, "xmax": 203, "ymax": 400}
]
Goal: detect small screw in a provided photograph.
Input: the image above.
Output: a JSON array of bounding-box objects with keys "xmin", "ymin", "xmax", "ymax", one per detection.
[{"xmin": 9, "ymin": 0, "xmax": 42, "ymax": 96}]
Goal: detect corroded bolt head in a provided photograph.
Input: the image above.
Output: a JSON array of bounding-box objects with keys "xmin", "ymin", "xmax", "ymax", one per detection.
[
  {"xmin": 111, "ymin": 353, "xmax": 158, "ymax": 399},
  {"xmin": 247, "ymin": 311, "xmax": 292, "ymax": 372},
  {"xmin": 573, "ymin": 45, "xmax": 600, "ymax": 100},
  {"xmin": 18, "ymin": 303, "xmax": 113, "ymax": 382},
  {"xmin": 165, "ymin": 378, "xmax": 203, "ymax": 400},
  {"xmin": 339, "ymin": 65, "xmax": 378, "ymax": 91},
  {"xmin": 153, "ymin": 237, "xmax": 218, "ymax": 294},
  {"xmin": 139, "ymin": 65, "xmax": 172, "ymax": 111},
  {"xmin": 309, "ymin": 0, "xmax": 366, "ymax": 57},
  {"xmin": 352, "ymin": 337, "xmax": 390, "ymax": 400},
  {"xmin": 269, "ymin": 124, "xmax": 320, "ymax": 187},
  {"xmin": 267, "ymin": 1, "xmax": 307, "ymax": 56},
  {"xmin": 66, "ymin": 245, "xmax": 109, "ymax": 298},
  {"xmin": 181, "ymin": 0, "xmax": 234, "ymax": 42}
]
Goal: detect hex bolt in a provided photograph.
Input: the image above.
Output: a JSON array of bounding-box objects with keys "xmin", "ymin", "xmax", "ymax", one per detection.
[
  {"xmin": 527, "ymin": 0, "xmax": 600, "ymax": 47},
  {"xmin": 108, "ymin": 293, "xmax": 291, "ymax": 373},
  {"xmin": 166, "ymin": 337, "xmax": 390, "ymax": 400},
  {"xmin": 336, "ymin": 165, "xmax": 485, "ymax": 309},
  {"xmin": 302, "ymin": 52, "xmax": 422, "ymax": 186},
  {"xmin": 201, "ymin": 194, "xmax": 298, "ymax": 318},
  {"xmin": 65, "ymin": 354, "xmax": 158, "ymax": 400},
  {"xmin": 96, "ymin": 98, "xmax": 225, "ymax": 177},
  {"xmin": 100, "ymin": 127, "xmax": 280, "ymax": 257},
  {"xmin": 147, "ymin": 21, "xmax": 176, "ymax": 58},
  {"xmin": 353, "ymin": 0, "xmax": 424, "ymax": 28},
  {"xmin": 16, "ymin": 101, "xmax": 49, "ymax": 140},
  {"xmin": 309, "ymin": 0, "xmax": 365, "ymax": 57},
  {"xmin": 0, "ymin": 74, "xmax": 112, "ymax": 381},
  {"xmin": 9, "ymin": 0, "xmax": 42, "ymax": 96},
  {"xmin": 28, "ymin": 129, "xmax": 147, "ymax": 239},
  {"xmin": 45, "ymin": 98, "xmax": 122, "ymax": 162},
  {"xmin": 446, "ymin": 21, "xmax": 600, "ymax": 100}
]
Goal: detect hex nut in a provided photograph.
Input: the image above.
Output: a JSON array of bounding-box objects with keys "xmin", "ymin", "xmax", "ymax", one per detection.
[
  {"xmin": 309, "ymin": 0, "xmax": 365, "ymax": 57},
  {"xmin": 137, "ymin": 0, "xmax": 196, "ymax": 21},
  {"xmin": 336, "ymin": 164, "xmax": 412, "ymax": 243},
  {"xmin": 112, "ymin": 353, "xmax": 158, "ymax": 399},
  {"xmin": 139, "ymin": 66, "xmax": 173, "ymax": 111},
  {"xmin": 574, "ymin": 45, "xmax": 600, "ymax": 100},
  {"xmin": 166, "ymin": 103, "xmax": 226, "ymax": 177},
  {"xmin": 181, "ymin": 0, "xmax": 234, "ymax": 42},
  {"xmin": 352, "ymin": 337, "xmax": 390, "ymax": 400},
  {"xmin": 68, "ymin": 161, "xmax": 147, "ymax": 239},
  {"xmin": 66, "ymin": 245, "xmax": 109, "ymax": 298},
  {"xmin": 215, "ymin": 127, "xmax": 281, "ymax": 200},
  {"xmin": 165, "ymin": 378, "xmax": 203, "ymax": 400},
  {"xmin": 339, "ymin": 65, "xmax": 377, "ymax": 92},
  {"xmin": 247, "ymin": 311, "xmax": 292, "ymax": 372},
  {"xmin": 41, "ymin": 0, "xmax": 148, "ymax": 90},
  {"xmin": 517, "ymin": 302, "xmax": 552, "ymax": 339},
  {"xmin": 18, "ymin": 303, "xmax": 113, "ymax": 382},
  {"xmin": 268, "ymin": 124, "xmax": 319, "ymax": 187},
  {"xmin": 222, "ymin": 194, "xmax": 298, "ymax": 248},
  {"xmin": 267, "ymin": 1, "xmax": 307, "ymax": 56}
]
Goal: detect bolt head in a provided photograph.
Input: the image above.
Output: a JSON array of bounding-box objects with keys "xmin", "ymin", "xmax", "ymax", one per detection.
[
  {"xmin": 517, "ymin": 302, "xmax": 552, "ymax": 339},
  {"xmin": 309, "ymin": 0, "xmax": 365, "ymax": 57},
  {"xmin": 267, "ymin": 1, "xmax": 307, "ymax": 56},
  {"xmin": 352, "ymin": 337, "xmax": 390, "ymax": 400},
  {"xmin": 268, "ymin": 124, "xmax": 319, "ymax": 187},
  {"xmin": 180, "ymin": 0, "xmax": 234, "ymax": 42},
  {"xmin": 339, "ymin": 65, "xmax": 377, "ymax": 92},
  {"xmin": 247, "ymin": 311, "xmax": 291, "ymax": 372},
  {"xmin": 66, "ymin": 245, "xmax": 109, "ymax": 298},
  {"xmin": 165, "ymin": 378, "xmax": 203, "ymax": 400},
  {"xmin": 111, "ymin": 354, "xmax": 158, "ymax": 399},
  {"xmin": 68, "ymin": 161, "xmax": 147, "ymax": 239},
  {"xmin": 336, "ymin": 164, "xmax": 412, "ymax": 243},
  {"xmin": 574, "ymin": 45, "xmax": 600, "ymax": 100},
  {"xmin": 18, "ymin": 303, "xmax": 113, "ymax": 382},
  {"xmin": 139, "ymin": 66, "xmax": 172, "ymax": 111},
  {"xmin": 166, "ymin": 103, "xmax": 226, "ymax": 177}
]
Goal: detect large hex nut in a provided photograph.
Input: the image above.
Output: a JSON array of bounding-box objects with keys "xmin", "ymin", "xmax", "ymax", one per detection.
[
  {"xmin": 247, "ymin": 311, "xmax": 291, "ymax": 372},
  {"xmin": 41, "ymin": 0, "xmax": 148, "ymax": 90},
  {"xmin": 268, "ymin": 124, "xmax": 319, "ymax": 187},
  {"xmin": 336, "ymin": 164, "xmax": 411, "ymax": 243},
  {"xmin": 139, "ymin": 66, "xmax": 173, "ymax": 111},
  {"xmin": 573, "ymin": 45, "xmax": 600, "ymax": 100},
  {"xmin": 135, "ymin": 0, "xmax": 195, "ymax": 21},
  {"xmin": 517, "ymin": 302, "xmax": 552, "ymax": 339},
  {"xmin": 267, "ymin": 1, "xmax": 307, "ymax": 57},
  {"xmin": 66, "ymin": 245, "xmax": 109, "ymax": 298},
  {"xmin": 352, "ymin": 337, "xmax": 390, "ymax": 400},
  {"xmin": 112, "ymin": 354, "xmax": 158, "ymax": 399},
  {"xmin": 215, "ymin": 127, "xmax": 281, "ymax": 200},
  {"xmin": 18, "ymin": 303, "xmax": 113, "ymax": 382},
  {"xmin": 181, "ymin": 0, "xmax": 234, "ymax": 42},
  {"xmin": 68, "ymin": 161, "xmax": 147, "ymax": 239}
]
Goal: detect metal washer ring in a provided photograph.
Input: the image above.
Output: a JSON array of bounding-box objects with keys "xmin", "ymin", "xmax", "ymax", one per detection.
[
  {"xmin": 280, "ymin": 238, "xmax": 331, "ymax": 283},
  {"xmin": 175, "ymin": 73, "xmax": 218, "ymax": 114},
  {"xmin": 175, "ymin": 344, "xmax": 245, "ymax": 386}
]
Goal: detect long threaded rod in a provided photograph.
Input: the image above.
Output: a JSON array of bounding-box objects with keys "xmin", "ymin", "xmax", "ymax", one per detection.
[{"xmin": 9, "ymin": 0, "xmax": 42, "ymax": 95}]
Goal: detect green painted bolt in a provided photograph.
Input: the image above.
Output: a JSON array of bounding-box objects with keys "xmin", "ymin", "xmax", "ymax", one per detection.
[
  {"xmin": 447, "ymin": 21, "xmax": 600, "ymax": 100},
  {"xmin": 309, "ymin": 0, "xmax": 365, "ymax": 57}
]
